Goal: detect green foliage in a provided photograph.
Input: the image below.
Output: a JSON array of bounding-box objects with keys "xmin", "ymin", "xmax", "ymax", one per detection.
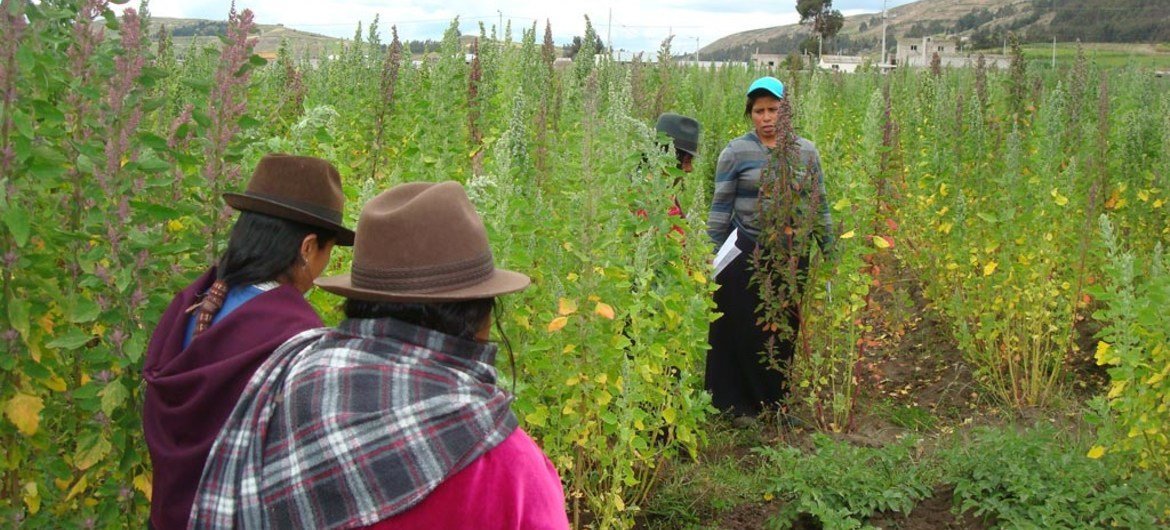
[
  {"xmin": 944, "ymin": 425, "xmax": 1170, "ymax": 528},
  {"xmin": 1, "ymin": 0, "xmax": 1169, "ymax": 526},
  {"xmin": 1090, "ymin": 217, "xmax": 1170, "ymax": 478},
  {"xmin": 757, "ymin": 434, "xmax": 933, "ymax": 529}
]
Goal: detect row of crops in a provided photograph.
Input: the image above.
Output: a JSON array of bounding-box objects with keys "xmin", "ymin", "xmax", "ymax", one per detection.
[{"xmin": 0, "ymin": 1, "xmax": 1166, "ymax": 527}]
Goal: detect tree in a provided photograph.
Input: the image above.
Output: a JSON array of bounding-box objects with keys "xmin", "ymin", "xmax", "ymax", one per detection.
[
  {"xmin": 796, "ymin": 0, "xmax": 845, "ymax": 52},
  {"xmin": 563, "ymin": 19, "xmax": 604, "ymax": 60}
]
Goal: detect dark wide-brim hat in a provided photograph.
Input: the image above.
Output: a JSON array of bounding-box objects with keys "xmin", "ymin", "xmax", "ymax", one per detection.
[
  {"xmin": 316, "ymin": 181, "xmax": 530, "ymax": 302},
  {"xmin": 655, "ymin": 113, "xmax": 700, "ymax": 156},
  {"xmin": 223, "ymin": 154, "xmax": 356, "ymax": 246}
]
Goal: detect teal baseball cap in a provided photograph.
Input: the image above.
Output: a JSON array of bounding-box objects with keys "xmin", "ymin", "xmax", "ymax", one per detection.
[{"xmin": 746, "ymin": 76, "xmax": 784, "ymax": 99}]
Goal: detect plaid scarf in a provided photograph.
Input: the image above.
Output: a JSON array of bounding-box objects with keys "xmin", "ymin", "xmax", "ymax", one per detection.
[{"xmin": 189, "ymin": 317, "xmax": 518, "ymax": 529}]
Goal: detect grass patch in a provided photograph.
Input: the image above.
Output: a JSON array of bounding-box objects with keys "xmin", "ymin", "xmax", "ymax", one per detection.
[
  {"xmin": 639, "ymin": 421, "xmax": 773, "ymax": 529},
  {"xmin": 874, "ymin": 401, "xmax": 938, "ymax": 431}
]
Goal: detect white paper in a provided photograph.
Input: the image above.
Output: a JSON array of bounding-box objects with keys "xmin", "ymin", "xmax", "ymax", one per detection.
[{"xmin": 712, "ymin": 229, "xmax": 741, "ymax": 279}]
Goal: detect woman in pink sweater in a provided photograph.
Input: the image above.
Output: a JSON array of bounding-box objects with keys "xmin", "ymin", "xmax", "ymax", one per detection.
[{"xmin": 189, "ymin": 181, "xmax": 568, "ymax": 529}]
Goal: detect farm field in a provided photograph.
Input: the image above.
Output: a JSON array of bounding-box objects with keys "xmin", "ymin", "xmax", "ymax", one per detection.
[
  {"xmin": 1019, "ymin": 42, "xmax": 1170, "ymax": 69},
  {"xmin": 1, "ymin": 2, "xmax": 1169, "ymax": 528}
]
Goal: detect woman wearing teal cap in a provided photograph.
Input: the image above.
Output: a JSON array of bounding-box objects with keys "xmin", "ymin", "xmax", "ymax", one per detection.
[{"xmin": 705, "ymin": 76, "xmax": 834, "ymax": 422}]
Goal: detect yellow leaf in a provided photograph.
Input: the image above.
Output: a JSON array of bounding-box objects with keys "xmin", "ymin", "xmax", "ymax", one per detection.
[
  {"xmin": 75, "ymin": 434, "xmax": 111, "ymax": 471},
  {"xmin": 566, "ymin": 272, "xmax": 579, "ymax": 282},
  {"xmin": 872, "ymin": 235, "xmax": 890, "ymax": 249},
  {"xmin": 562, "ymin": 344, "xmax": 577, "ymax": 353},
  {"xmin": 1095, "ymin": 341, "xmax": 1114, "ymax": 366},
  {"xmin": 525, "ymin": 406, "xmax": 549, "ymax": 428},
  {"xmin": 557, "ymin": 298, "xmax": 577, "ymax": 316},
  {"xmin": 166, "ymin": 219, "xmax": 184, "ymax": 233},
  {"xmin": 596, "ymin": 390, "xmax": 612, "ymax": 407},
  {"xmin": 1086, "ymin": 445, "xmax": 1106, "ymax": 459},
  {"xmin": 663, "ymin": 407, "xmax": 677, "ymax": 424},
  {"xmin": 565, "ymin": 376, "xmax": 580, "ymax": 386},
  {"xmin": 134, "ymin": 473, "xmax": 152, "ymax": 502},
  {"xmin": 594, "ymin": 302, "xmax": 615, "ymax": 320},
  {"xmin": 4, "ymin": 393, "xmax": 44, "ymax": 436},
  {"xmin": 764, "ymin": 492, "xmax": 775, "ymax": 501},
  {"xmin": 1051, "ymin": 188, "xmax": 1069, "ymax": 206},
  {"xmin": 65, "ymin": 474, "xmax": 88, "ymax": 502},
  {"xmin": 54, "ymin": 478, "xmax": 71, "ymax": 491},
  {"xmin": 983, "ymin": 261, "xmax": 998, "ymax": 276},
  {"xmin": 691, "ymin": 270, "xmax": 707, "ymax": 285},
  {"xmin": 840, "ymin": 230, "xmax": 855, "ymax": 239},
  {"xmin": 23, "ymin": 481, "xmax": 39, "ymax": 514},
  {"xmin": 595, "ymin": 373, "xmax": 608, "ymax": 385},
  {"xmin": 38, "ymin": 313, "xmax": 55, "ymax": 335},
  {"xmin": 1108, "ymin": 381, "xmax": 1127, "ymax": 399},
  {"xmin": 44, "ymin": 375, "xmax": 67, "ymax": 393},
  {"xmin": 547, "ymin": 316, "xmax": 569, "ymax": 332}
]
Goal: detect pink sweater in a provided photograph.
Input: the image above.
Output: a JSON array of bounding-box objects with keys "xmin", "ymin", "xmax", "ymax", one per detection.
[{"xmin": 360, "ymin": 428, "xmax": 570, "ymax": 530}]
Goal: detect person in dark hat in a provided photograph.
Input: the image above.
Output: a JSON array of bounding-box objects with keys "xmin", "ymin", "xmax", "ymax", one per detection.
[
  {"xmin": 636, "ymin": 113, "xmax": 702, "ymax": 236},
  {"xmin": 655, "ymin": 112, "xmax": 701, "ymax": 175},
  {"xmin": 189, "ymin": 181, "xmax": 569, "ymax": 530},
  {"xmin": 142, "ymin": 154, "xmax": 354, "ymax": 530},
  {"xmin": 705, "ymin": 76, "xmax": 834, "ymax": 423}
]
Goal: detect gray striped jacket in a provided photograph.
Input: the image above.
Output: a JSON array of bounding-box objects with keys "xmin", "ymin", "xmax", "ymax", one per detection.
[{"xmin": 706, "ymin": 131, "xmax": 834, "ymax": 253}]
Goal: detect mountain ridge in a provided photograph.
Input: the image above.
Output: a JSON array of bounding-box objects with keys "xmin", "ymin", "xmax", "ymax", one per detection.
[{"xmin": 700, "ymin": 0, "xmax": 1170, "ymax": 62}]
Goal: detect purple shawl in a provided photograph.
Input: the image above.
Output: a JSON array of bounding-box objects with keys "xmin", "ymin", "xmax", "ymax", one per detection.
[{"xmin": 142, "ymin": 268, "xmax": 323, "ymax": 530}]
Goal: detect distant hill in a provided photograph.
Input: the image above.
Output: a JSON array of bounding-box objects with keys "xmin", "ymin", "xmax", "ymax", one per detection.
[
  {"xmin": 700, "ymin": 0, "xmax": 1170, "ymax": 61},
  {"xmin": 147, "ymin": 17, "xmax": 344, "ymax": 57}
]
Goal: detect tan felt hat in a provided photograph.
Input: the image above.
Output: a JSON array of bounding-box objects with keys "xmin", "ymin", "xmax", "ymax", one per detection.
[
  {"xmin": 223, "ymin": 154, "xmax": 355, "ymax": 245},
  {"xmin": 316, "ymin": 181, "xmax": 530, "ymax": 302}
]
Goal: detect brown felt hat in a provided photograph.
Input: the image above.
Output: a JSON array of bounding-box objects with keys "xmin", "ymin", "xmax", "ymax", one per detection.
[
  {"xmin": 315, "ymin": 181, "xmax": 530, "ymax": 302},
  {"xmin": 223, "ymin": 154, "xmax": 355, "ymax": 246}
]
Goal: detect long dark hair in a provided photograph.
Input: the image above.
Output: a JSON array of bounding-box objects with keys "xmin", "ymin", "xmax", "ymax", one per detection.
[
  {"xmin": 344, "ymin": 297, "xmax": 517, "ymax": 389},
  {"xmin": 218, "ymin": 211, "xmax": 336, "ymax": 288}
]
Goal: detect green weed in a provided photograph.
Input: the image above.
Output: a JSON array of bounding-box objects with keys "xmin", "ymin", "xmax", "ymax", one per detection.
[
  {"xmin": 943, "ymin": 425, "xmax": 1170, "ymax": 529},
  {"xmin": 757, "ymin": 434, "xmax": 933, "ymax": 529}
]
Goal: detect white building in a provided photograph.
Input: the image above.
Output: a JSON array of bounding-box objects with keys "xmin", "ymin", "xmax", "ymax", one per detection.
[
  {"xmin": 895, "ymin": 35, "xmax": 1010, "ymax": 69},
  {"xmin": 818, "ymin": 54, "xmax": 865, "ymax": 73},
  {"xmin": 751, "ymin": 52, "xmax": 785, "ymax": 68}
]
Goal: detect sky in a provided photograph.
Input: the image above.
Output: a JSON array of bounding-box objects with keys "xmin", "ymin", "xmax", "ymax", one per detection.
[{"xmin": 128, "ymin": 0, "xmax": 917, "ymax": 56}]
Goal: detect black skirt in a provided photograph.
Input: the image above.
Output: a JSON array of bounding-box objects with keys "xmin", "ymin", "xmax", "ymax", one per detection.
[{"xmin": 705, "ymin": 233, "xmax": 801, "ymax": 417}]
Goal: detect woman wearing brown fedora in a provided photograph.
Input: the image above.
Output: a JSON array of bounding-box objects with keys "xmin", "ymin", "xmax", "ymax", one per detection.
[
  {"xmin": 142, "ymin": 154, "xmax": 354, "ymax": 530},
  {"xmin": 188, "ymin": 181, "xmax": 569, "ymax": 529}
]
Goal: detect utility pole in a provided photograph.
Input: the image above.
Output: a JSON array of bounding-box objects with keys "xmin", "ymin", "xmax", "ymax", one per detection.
[
  {"xmin": 695, "ymin": 36, "xmax": 700, "ymax": 63},
  {"xmin": 880, "ymin": 0, "xmax": 888, "ymax": 66},
  {"xmin": 1051, "ymin": 35, "xmax": 1056, "ymax": 69},
  {"xmin": 497, "ymin": 10, "xmax": 502, "ymax": 36},
  {"xmin": 607, "ymin": 8, "xmax": 613, "ymax": 58}
]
